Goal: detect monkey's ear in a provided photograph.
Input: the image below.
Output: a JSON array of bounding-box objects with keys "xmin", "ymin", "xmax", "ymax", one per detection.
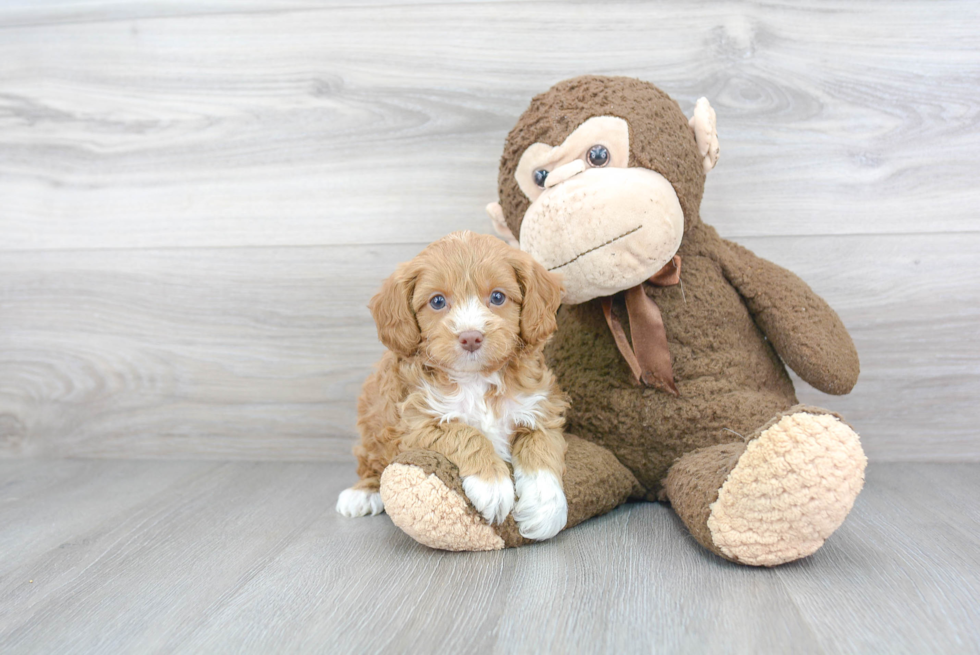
[
  {"xmin": 486, "ymin": 202, "xmax": 519, "ymax": 248},
  {"xmin": 368, "ymin": 262, "xmax": 421, "ymax": 357},
  {"xmin": 689, "ymin": 97, "xmax": 720, "ymax": 174},
  {"xmin": 511, "ymin": 249, "xmax": 563, "ymax": 349}
]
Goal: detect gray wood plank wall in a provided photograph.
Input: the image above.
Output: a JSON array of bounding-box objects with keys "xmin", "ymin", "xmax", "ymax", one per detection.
[{"xmin": 1, "ymin": 1, "xmax": 978, "ymax": 461}]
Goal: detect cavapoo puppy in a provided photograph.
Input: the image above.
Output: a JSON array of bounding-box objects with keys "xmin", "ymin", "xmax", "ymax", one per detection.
[{"xmin": 336, "ymin": 231, "xmax": 569, "ymax": 541}]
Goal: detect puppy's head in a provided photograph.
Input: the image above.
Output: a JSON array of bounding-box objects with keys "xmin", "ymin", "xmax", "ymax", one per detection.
[{"xmin": 369, "ymin": 231, "xmax": 563, "ymax": 372}]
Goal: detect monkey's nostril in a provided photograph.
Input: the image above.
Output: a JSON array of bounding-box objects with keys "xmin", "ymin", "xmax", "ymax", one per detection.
[{"xmin": 458, "ymin": 330, "xmax": 484, "ymax": 353}]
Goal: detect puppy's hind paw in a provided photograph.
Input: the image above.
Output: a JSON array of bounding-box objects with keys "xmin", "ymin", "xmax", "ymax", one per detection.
[
  {"xmin": 513, "ymin": 469, "xmax": 568, "ymax": 541},
  {"xmin": 336, "ymin": 487, "xmax": 385, "ymax": 517},
  {"xmin": 461, "ymin": 475, "xmax": 515, "ymax": 525}
]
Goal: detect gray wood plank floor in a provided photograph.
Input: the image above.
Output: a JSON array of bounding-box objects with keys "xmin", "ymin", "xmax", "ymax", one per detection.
[{"xmin": 1, "ymin": 460, "xmax": 977, "ymax": 654}]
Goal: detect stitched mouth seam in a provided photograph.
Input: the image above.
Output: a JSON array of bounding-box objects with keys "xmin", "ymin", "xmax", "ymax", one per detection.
[{"xmin": 547, "ymin": 225, "xmax": 643, "ymax": 271}]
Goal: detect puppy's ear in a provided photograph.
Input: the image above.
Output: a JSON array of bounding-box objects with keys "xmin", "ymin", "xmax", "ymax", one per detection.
[
  {"xmin": 368, "ymin": 262, "xmax": 421, "ymax": 357},
  {"xmin": 511, "ymin": 250, "xmax": 564, "ymax": 348}
]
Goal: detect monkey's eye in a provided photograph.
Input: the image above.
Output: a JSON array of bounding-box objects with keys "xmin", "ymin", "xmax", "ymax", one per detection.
[
  {"xmin": 489, "ymin": 290, "xmax": 506, "ymax": 306},
  {"xmin": 533, "ymin": 169, "xmax": 549, "ymax": 188},
  {"xmin": 429, "ymin": 295, "xmax": 447, "ymax": 310},
  {"xmin": 587, "ymin": 145, "xmax": 610, "ymax": 167}
]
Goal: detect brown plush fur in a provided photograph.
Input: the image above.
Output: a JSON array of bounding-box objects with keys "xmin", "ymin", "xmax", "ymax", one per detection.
[
  {"xmin": 376, "ymin": 77, "xmax": 864, "ymax": 564},
  {"xmin": 498, "ymin": 76, "xmax": 706, "ymax": 242},
  {"xmin": 389, "ymin": 433, "xmax": 641, "ymax": 548},
  {"xmin": 496, "ymin": 76, "xmax": 860, "ymax": 499},
  {"xmin": 352, "ymin": 231, "xmax": 567, "ymax": 499},
  {"xmin": 662, "ymin": 441, "xmax": 747, "ymax": 559}
]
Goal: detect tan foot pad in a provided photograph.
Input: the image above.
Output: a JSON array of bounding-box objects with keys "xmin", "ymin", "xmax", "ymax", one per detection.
[
  {"xmin": 379, "ymin": 463, "xmax": 504, "ymax": 552},
  {"xmin": 707, "ymin": 412, "xmax": 866, "ymax": 566}
]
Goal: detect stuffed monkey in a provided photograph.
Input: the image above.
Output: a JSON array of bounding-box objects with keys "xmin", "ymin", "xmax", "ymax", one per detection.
[{"xmin": 380, "ymin": 76, "xmax": 866, "ymax": 566}]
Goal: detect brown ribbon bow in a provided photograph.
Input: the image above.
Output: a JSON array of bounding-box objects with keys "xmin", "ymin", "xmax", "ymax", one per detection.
[{"xmin": 600, "ymin": 255, "xmax": 681, "ymax": 396}]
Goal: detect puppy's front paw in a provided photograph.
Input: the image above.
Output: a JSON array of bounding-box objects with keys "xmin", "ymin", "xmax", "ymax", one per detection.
[
  {"xmin": 461, "ymin": 475, "xmax": 515, "ymax": 525},
  {"xmin": 513, "ymin": 469, "xmax": 568, "ymax": 541},
  {"xmin": 336, "ymin": 487, "xmax": 385, "ymax": 517}
]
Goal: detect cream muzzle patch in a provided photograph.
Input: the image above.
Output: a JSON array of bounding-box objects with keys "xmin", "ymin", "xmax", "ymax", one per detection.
[
  {"xmin": 513, "ymin": 115, "xmax": 684, "ymax": 305},
  {"xmin": 519, "ymin": 167, "xmax": 684, "ymax": 304}
]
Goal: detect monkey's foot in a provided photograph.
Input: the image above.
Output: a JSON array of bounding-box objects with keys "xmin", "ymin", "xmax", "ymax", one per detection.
[
  {"xmin": 380, "ymin": 451, "xmax": 507, "ymax": 551},
  {"xmin": 667, "ymin": 407, "xmax": 867, "ymax": 566}
]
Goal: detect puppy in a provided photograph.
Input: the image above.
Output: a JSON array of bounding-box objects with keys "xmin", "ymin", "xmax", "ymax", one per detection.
[{"xmin": 336, "ymin": 231, "xmax": 569, "ymax": 541}]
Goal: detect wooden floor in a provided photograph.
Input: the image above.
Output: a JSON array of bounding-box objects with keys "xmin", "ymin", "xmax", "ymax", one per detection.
[{"xmin": 1, "ymin": 459, "xmax": 977, "ymax": 654}]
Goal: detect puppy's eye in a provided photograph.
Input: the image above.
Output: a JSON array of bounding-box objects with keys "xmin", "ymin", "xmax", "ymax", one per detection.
[
  {"xmin": 587, "ymin": 145, "xmax": 609, "ymax": 167},
  {"xmin": 429, "ymin": 295, "xmax": 447, "ymax": 310},
  {"xmin": 489, "ymin": 290, "xmax": 506, "ymax": 306},
  {"xmin": 533, "ymin": 169, "xmax": 548, "ymax": 188}
]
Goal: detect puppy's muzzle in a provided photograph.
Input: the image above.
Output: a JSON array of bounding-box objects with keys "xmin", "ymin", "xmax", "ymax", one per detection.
[{"xmin": 458, "ymin": 330, "xmax": 484, "ymax": 353}]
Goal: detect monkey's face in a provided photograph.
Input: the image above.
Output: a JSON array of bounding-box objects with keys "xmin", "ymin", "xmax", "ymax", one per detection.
[
  {"xmin": 488, "ymin": 77, "xmax": 720, "ymax": 306},
  {"xmin": 512, "ymin": 116, "xmax": 685, "ymax": 305}
]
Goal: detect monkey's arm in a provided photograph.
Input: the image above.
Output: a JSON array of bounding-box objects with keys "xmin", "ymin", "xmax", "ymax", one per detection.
[{"xmin": 715, "ymin": 238, "xmax": 859, "ymax": 395}]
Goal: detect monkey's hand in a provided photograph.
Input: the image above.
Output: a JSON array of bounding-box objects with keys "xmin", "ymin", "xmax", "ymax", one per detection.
[{"xmin": 717, "ymin": 238, "xmax": 859, "ymax": 395}]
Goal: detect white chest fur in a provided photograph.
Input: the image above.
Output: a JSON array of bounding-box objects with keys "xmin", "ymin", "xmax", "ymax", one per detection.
[{"xmin": 421, "ymin": 372, "xmax": 547, "ymax": 462}]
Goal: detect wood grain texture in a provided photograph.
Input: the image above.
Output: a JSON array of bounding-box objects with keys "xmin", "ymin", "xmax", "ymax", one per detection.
[
  {"xmin": 0, "ymin": 243, "xmax": 415, "ymax": 459},
  {"xmin": 2, "ymin": 233, "xmax": 977, "ymax": 461},
  {"xmin": 0, "ymin": 0, "xmax": 512, "ymax": 29},
  {"xmin": 0, "ymin": 459, "xmax": 219, "ymax": 580},
  {"xmin": 0, "ymin": 0, "xmax": 978, "ymax": 251},
  {"xmin": 0, "ymin": 460, "xmax": 977, "ymax": 654},
  {"xmin": 774, "ymin": 463, "xmax": 980, "ymax": 654},
  {"xmin": 760, "ymin": 233, "xmax": 980, "ymax": 461},
  {"xmin": 0, "ymin": 0, "xmax": 978, "ymax": 462}
]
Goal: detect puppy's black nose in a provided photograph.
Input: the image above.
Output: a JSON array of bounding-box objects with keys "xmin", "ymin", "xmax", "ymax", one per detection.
[{"xmin": 458, "ymin": 330, "xmax": 484, "ymax": 352}]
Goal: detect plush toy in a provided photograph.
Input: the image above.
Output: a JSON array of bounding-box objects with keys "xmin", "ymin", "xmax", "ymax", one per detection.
[{"xmin": 380, "ymin": 76, "xmax": 866, "ymax": 566}]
